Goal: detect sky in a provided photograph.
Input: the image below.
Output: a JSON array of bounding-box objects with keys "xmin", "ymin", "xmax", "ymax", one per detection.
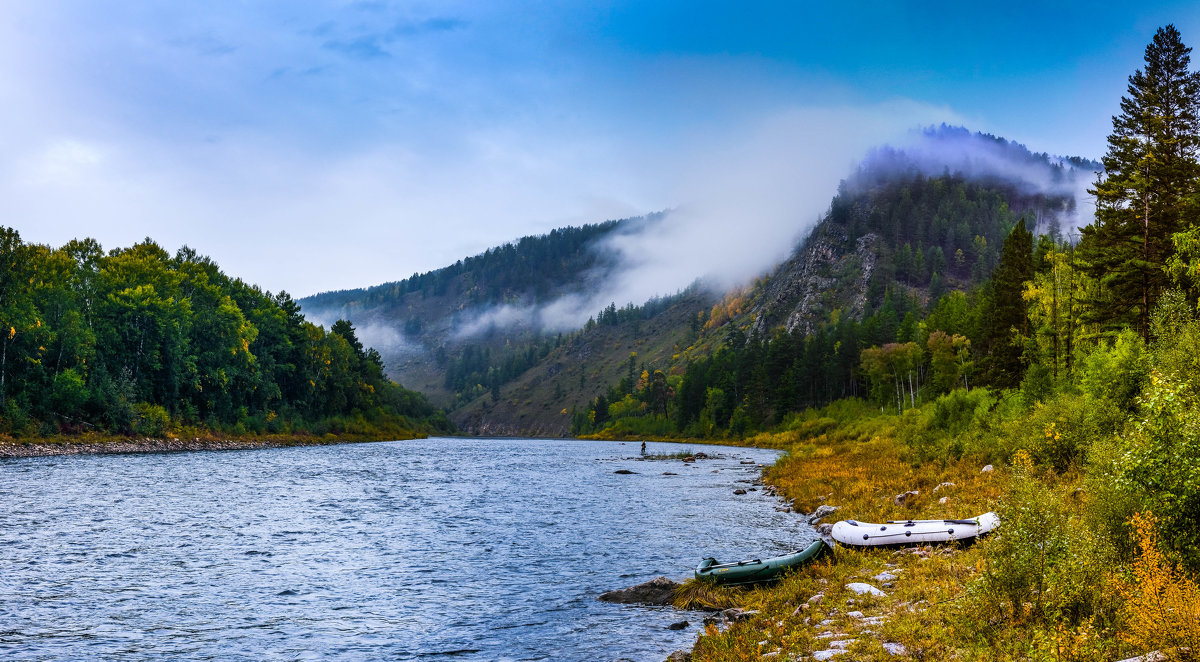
[{"xmin": 4, "ymin": 1, "xmax": 1200, "ymax": 299}]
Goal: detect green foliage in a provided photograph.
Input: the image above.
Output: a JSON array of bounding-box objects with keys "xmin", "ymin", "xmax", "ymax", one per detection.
[
  {"xmin": 930, "ymin": 388, "xmax": 995, "ymax": 437},
  {"xmin": 1019, "ymin": 363, "xmax": 1054, "ymax": 408},
  {"xmin": 133, "ymin": 403, "xmax": 171, "ymax": 437},
  {"xmin": 981, "ymin": 218, "xmax": 1034, "ymax": 389},
  {"xmin": 974, "ymin": 453, "xmax": 1117, "ymax": 629},
  {"xmin": 1079, "ymin": 25, "xmax": 1200, "ymax": 341},
  {"xmin": 0, "ymin": 228, "xmax": 447, "ymax": 439},
  {"xmin": 1121, "ymin": 369, "xmax": 1200, "ymax": 571},
  {"xmin": 1076, "ymin": 329, "xmax": 1148, "ymax": 414},
  {"xmin": 1082, "ymin": 434, "xmax": 1141, "ymax": 563}
]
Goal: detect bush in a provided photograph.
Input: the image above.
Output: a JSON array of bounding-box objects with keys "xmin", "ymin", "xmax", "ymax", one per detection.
[
  {"xmin": 1120, "ymin": 370, "xmax": 1200, "ymax": 572},
  {"xmin": 1077, "ymin": 329, "xmax": 1147, "ymax": 414},
  {"xmin": 50, "ymin": 368, "xmax": 88, "ymax": 416},
  {"xmin": 1083, "ymin": 434, "xmax": 1140, "ymax": 563},
  {"xmin": 1119, "ymin": 512, "xmax": 1200, "ymax": 658},
  {"xmin": 973, "ymin": 451, "xmax": 1116, "ymax": 628},
  {"xmin": 1020, "ymin": 362, "xmax": 1054, "ymax": 408},
  {"xmin": 930, "ymin": 388, "xmax": 995, "ymax": 436},
  {"xmin": 132, "ymin": 402, "xmax": 171, "ymax": 437}
]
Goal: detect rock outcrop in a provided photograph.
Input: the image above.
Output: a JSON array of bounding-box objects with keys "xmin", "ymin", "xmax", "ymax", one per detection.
[{"xmin": 597, "ymin": 577, "xmax": 680, "ymax": 606}]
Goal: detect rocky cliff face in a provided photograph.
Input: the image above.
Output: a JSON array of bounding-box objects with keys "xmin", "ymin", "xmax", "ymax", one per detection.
[{"xmin": 751, "ymin": 206, "xmax": 881, "ymax": 337}]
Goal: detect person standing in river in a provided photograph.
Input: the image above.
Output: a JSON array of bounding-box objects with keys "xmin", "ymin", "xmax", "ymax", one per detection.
[{"xmin": 641, "ymin": 441, "xmax": 646, "ymax": 455}]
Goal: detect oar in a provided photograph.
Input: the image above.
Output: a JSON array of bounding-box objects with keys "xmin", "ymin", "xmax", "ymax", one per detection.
[{"xmin": 884, "ymin": 518, "xmax": 980, "ymax": 525}]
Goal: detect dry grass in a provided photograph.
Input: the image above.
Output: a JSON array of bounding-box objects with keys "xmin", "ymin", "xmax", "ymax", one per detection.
[{"xmin": 686, "ymin": 409, "xmax": 1014, "ymax": 661}]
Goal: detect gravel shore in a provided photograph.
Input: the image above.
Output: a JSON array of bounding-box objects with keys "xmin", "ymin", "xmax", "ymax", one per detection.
[{"xmin": 0, "ymin": 436, "xmax": 381, "ymax": 458}]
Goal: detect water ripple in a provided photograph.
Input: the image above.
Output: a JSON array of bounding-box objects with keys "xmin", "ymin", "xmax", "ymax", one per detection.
[{"xmin": 0, "ymin": 438, "xmax": 808, "ymax": 661}]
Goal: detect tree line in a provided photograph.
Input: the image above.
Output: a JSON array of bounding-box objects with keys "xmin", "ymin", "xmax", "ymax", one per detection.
[{"xmin": 0, "ymin": 231, "xmax": 449, "ymax": 438}]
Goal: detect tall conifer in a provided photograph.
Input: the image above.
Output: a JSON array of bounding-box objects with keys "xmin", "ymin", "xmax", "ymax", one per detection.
[
  {"xmin": 1080, "ymin": 25, "xmax": 1200, "ymax": 341},
  {"xmin": 982, "ymin": 219, "xmax": 1034, "ymax": 389}
]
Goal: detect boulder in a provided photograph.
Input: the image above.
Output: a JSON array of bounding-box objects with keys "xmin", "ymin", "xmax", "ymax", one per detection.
[
  {"xmin": 816, "ymin": 523, "xmax": 834, "ymax": 535},
  {"xmin": 733, "ymin": 489, "xmax": 747, "ymax": 495},
  {"xmin": 893, "ymin": 490, "xmax": 919, "ymax": 506},
  {"xmin": 722, "ymin": 607, "xmax": 759, "ymax": 622},
  {"xmin": 667, "ymin": 620, "xmax": 689, "ymax": 630},
  {"xmin": 808, "ymin": 504, "xmax": 839, "ymax": 524},
  {"xmin": 614, "ymin": 469, "xmax": 637, "ymax": 474},
  {"xmin": 845, "ymin": 582, "xmax": 886, "ymax": 596},
  {"xmin": 933, "ymin": 481, "xmax": 956, "ymax": 492},
  {"xmin": 597, "ymin": 576, "xmax": 680, "ymax": 605},
  {"xmin": 666, "ymin": 651, "xmax": 691, "ymax": 662},
  {"xmin": 981, "ymin": 464, "xmax": 995, "ymax": 473}
]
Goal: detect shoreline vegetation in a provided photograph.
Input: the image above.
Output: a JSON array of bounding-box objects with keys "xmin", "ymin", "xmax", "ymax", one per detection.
[{"xmin": 612, "ymin": 389, "xmax": 1198, "ymax": 661}]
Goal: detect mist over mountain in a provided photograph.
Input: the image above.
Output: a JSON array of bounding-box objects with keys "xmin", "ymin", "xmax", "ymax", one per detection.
[{"xmin": 298, "ymin": 126, "xmax": 1098, "ymax": 430}]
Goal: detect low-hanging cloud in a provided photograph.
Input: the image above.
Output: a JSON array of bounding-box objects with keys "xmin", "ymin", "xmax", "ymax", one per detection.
[
  {"xmin": 447, "ymin": 101, "xmax": 972, "ymax": 335},
  {"xmin": 445, "ymin": 113, "xmax": 1101, "ymax": 339}
]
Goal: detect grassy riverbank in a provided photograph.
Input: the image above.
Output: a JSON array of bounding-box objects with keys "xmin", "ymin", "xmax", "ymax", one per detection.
[{"xmin": 667, "ymin": 391, "xmax": 1200, "ymax": 662}]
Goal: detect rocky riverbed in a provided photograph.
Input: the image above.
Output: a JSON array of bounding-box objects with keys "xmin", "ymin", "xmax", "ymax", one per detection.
[{"xmin": 0, "ymin": 436, "xmax": 366, "ymax": 458}]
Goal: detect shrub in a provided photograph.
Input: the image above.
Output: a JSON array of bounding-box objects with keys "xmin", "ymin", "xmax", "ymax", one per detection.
[
  {"xmin": 50, "ymin": 368, "xmax": 88, "ymax": 416},
  {"xmin": 1119, "ymin": 512, "xmax": 1200, "ymax": 658},
  {"xmin": 1020, "ymin": 362, "xmax": 1054, "ymax": 408},
  {"xmin": 1077, "ymin": 329, "xmax": 1147, "ymax": 414},
  {"xmin": 929, "ymin": 388, "xmax": 994, "ymax": 437},
  {"xmin": 1083, "ymin": 434, "xmax": 1140, "ymax": 563},
  {"xmin": 1120, "ymin": 370, "xmax": 1200, "ymax": 572},
  {"xmin": 132, "ymin": 402, "xmax": 171, "ymax": 437},
  {"xmin": 974, "ymin": 451, "xmax": 1116, "ymax": 628}
]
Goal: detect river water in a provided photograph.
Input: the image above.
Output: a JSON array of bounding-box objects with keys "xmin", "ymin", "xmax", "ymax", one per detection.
[{"xmin": 0, "ymin": 438, "xmax": 815, "ymax": 661}]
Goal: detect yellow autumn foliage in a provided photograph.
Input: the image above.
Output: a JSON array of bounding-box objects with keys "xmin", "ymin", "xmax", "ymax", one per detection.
[{"xmin": 1119, "ymin": 511, "xmax": 1200, "ymax": 659}]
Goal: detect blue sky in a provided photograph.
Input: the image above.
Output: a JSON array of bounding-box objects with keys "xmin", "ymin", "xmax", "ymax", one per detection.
[{"xmin": 4, "ymin": 1, "xmax": 1200, "ymax": 297}]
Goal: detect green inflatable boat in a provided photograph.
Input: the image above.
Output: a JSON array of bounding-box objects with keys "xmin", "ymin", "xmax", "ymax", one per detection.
[{"xmin": 695, "ymin": 539, "xmax": 829, "ymax": 586}]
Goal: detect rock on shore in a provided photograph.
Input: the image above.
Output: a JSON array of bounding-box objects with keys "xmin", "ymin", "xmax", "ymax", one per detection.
[{"xmin": 597, "ymin": 577, "xmax": 681, "ymax": 606}]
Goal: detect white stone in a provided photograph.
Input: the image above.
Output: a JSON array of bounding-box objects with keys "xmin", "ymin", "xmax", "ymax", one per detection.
[
  {"xmin": 883, "ymin": 642, "xmax": 908, "ymax": 656},
  {"xmin": 873, "ymin": 571, "xmax": 898, "ymax": 582},
  {"xmin": 845, "ymin": 582, "xmax": 886, "ymax": 596},
  {"xmin": 981, "ymin": 464, "xmax": 995, "ymax": 473},
  {"xmin": 829, "ymin": 639, "xmax": 856, "ymax": 649},
  {"xmin": 846, "ymin": 610, "xmax": 865, "ymax": 618},
  {"xmin": 813, "ymin": 650, "xmax": 848, "ymax": 660}
]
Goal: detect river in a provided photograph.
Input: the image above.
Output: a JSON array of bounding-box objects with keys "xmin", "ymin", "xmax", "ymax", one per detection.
[{"xmin": 0, "ymin": 438, "xmax": 815, "ymax": 661}]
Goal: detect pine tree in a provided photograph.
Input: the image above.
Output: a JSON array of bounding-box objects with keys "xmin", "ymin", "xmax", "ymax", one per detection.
[
  {"xmin": 982, "ymin": 219, "xmax": 1034, "ymax": 389},
  {"xmin": 1080, "ymin": 25, "xmax": 1200, "ymax": 341}
]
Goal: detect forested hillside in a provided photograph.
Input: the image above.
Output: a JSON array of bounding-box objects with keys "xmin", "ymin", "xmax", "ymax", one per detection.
[
  {"xmin": 299, "ymin": 217, "xmax": 651, "ymax": 407},
  {"xmin": 572, "ymin": 143, "xmax": 1093, "ymax": 437},
  {"xmin": 615, "ymin": 25, "xmax": 1200, "ymax": 662},
  {"xmin": 0, "ymin": 230, "xmax": 449, "ymax": 439}
]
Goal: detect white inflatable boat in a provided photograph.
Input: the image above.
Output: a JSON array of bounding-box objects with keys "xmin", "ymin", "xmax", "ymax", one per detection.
[{"xmin": 830, "ymin": 512, "xmax": 999, "ymax": 547}]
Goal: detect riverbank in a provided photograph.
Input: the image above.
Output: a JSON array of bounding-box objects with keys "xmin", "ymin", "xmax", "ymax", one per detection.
[
  {"xmin": 663, "ymin": 395, "xmax": 1164, "ymax": 661},
  {"xmin": 672, "ymin": 413, "xmax": 1006, "ymax": 660},
  {"xmin": 0, "ymin": 430, "xmax": 427, "ymax": 458}
]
